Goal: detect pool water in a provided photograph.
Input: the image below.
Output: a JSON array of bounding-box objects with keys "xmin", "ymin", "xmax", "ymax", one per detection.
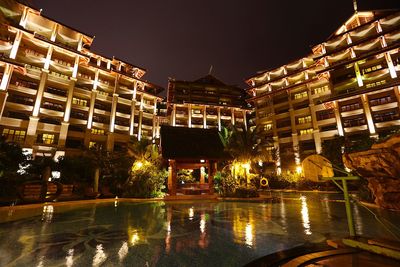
[{"xmin": 0, "ymin": 192, "xmax": 399, "ymax": 267}]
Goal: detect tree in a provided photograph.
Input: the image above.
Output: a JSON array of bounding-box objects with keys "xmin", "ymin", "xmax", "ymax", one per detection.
[{"xmin": 0, "ymin": 136, "xmax": 26, "ymax": 178}]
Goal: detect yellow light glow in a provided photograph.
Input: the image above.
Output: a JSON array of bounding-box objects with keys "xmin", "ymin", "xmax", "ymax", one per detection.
[
  {"xmin": 300, "ymin": 196, "xmax": 312, "ymax": 235},
  {"xmin": 189, "ymin": 207, "xmax": 194, "ymax": 220},
  {"xmin": 296, "ymin": 166, "xmax": 303, "ymax": 175},
  {"xmin": 130, "ymin": 231, "xmax": 140, "ymax": 246}
]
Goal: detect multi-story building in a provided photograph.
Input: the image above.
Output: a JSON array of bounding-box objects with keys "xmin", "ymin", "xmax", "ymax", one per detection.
[
  {"xmin": 0, "ymin": 1, "xmax": 164, "ymax": 158},
  {"xmin": 246, "ymin": 7, "xmax": 400, "ymax": 174},
  {"xmin": 167, "ymin": 74, "xmax": 251, "ymax": 130}
]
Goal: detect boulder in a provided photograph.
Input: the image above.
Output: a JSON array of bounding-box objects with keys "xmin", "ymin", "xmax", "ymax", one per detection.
[{"xmin": 343, "ymin": 134, "xmax": 400, "ymax": 210}]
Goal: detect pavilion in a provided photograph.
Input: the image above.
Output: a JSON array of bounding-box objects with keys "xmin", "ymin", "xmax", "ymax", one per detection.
[{"xmin": 160, "ymin": 125, "xmax": 230, "ymax": 196}]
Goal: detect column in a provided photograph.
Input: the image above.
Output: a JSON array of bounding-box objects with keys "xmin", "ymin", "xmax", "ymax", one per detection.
[
  {"xmin": 217, "ymin": 107, "xmax": 221, "ymax": 131},
  {"xmin": 361, "ymin": 94, "xmax": 377, "ymax": 136},
  {"xmin": 168, "ymin": 160, "xmax": 177, "ymax": 196},
  {"xmin": 25, "ymin": 116, "xmax": 39, "ymax": 146},
  {"xmin": 188, "ymin": 104, "xmax": 192, "ymax": 128},
  {"xmin": 242, "ymin": 110, "xmax": 247, "ymax": 130},
  {"xmin": 394, "ymin": 86, "xmax": 400, "ymax": 114},
  {"xmin": 171, "ymin": 105, "xmax": 176, "ymax": 126},
  {"xmin": 333, "ymin": 101, "xmax": 345, "ymax": 136},
  {"xmin": 309, "ymin": 91, "xmax": 322, "ymax": 154},
  {"xmin": 32, "ymin": 71, "xmax": 48, "ymax": 117},
  {"xmin": 384, "ymin": 52, "xmax": 397, "ymax": 79},
  {"xmin": 200, "ymin": 166, "xmax": 205, "ymax": 184},
  {"xmin": 129, "ymin": 82, "xmax": 137, "ymax": 136},
  {"xmin": 137, "ymin": 93, "xmax": 143, "ymax": 140},
  {"xmin": 50, "ymin": 24, "xmax": 58, "ymax": 42},
  {"xmin": 58, "ymin": 79, "xmax": 76, "ymax": 148},
  {"xmin": 231, "ymin": 108, "xmax": 235, "ymax": 126},
  {"xmin": 43, "ymin": 46, "xmax": 53, "ymax": 71},
  {"xmin": 208, "ymin": 161, "xmax": 216, "ymax": 195},
  {"xmin": 203, "ymin": 106, "xmax": 207, "ymax": 129},
  {"xmin": 87, "ymin": 90, "xmax": 97, "ymax": 129},
  {"xmin": 9, "ymin": 30, "xmax": 22, "ymax": 59},
  {"xmin": 109, "ymin": 94, "xmax": 118, "ymax": 133},
  {"xmin": 0, "ymin": 64, "xmax": 13, "ymax": 119},
  {"xmin": 288, "ymin": 99, "xmax": 300, "ymax": 169}
]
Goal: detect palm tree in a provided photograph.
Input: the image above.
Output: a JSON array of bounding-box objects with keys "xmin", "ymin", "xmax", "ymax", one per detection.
[{"xmin": 222, "ymin": 125, "xmax": 265, "ymax": 186}]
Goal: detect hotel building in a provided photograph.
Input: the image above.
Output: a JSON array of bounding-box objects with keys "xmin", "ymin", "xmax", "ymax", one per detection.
[
  {"xmin": 0, "ymin": 1, "xmax": 164, "ymax": 158},
  {"xmin": 246, "ymin": 8, "xmax": 400, "ymax": 173},
  {"xmin": 167, "ymin": 74, "xmax": 251, "ymax": 130}
]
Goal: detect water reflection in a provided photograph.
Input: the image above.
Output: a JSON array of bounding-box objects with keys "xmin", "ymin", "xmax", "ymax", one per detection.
[
  {"xmin": 188, "ymin": 207, "xmax": 194, "ymax": 220},
  {"xmin": 66, "ymin": 248, "xmax": 74, "ymax": 267},
  {"xmin": 300, "ymin": 195, "xmax": 312, "ymax": 235},
  {"xmin": 93, "ymin": 244, "xmax": 107, "ymax": 267},
  {"xmin": 41, "ymin": 205, "xmax": 54, "ymax": 223},
  {"xmin": 233, "ymin": 207, "xmax": 255, "ymax": 247},
  {"xmin": 118, "ymin": 241, "xmax": 128, "ymax": 262}
]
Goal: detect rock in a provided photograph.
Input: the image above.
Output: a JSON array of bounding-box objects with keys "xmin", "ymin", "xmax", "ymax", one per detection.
[{"xmin": 343, "ymin": 134, "xmax": 400, "ymax": 210}]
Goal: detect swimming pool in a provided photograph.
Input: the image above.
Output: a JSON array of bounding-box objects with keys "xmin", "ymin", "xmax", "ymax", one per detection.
[{"xmin": 0, "ymin": 192, "xmax": 399, "ymax": 266}]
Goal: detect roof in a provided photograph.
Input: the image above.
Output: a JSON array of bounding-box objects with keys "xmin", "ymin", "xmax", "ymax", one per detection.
[
  {"xmin": 193, "ymin": 74, "xmax": 226, "ymax": 86},
  {"xmin": 160, "ymin": 126, "xmax": 230, "ymax": 161}
]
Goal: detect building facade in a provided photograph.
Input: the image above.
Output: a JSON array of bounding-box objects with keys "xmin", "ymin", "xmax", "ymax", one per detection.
[
  {"xmin": 167, "ymin": 74, "xmax": 251, "ymax": 130},
  {"xmin": 246, "ymin": 9, "xmax": 400, "ymax": 174},
  {"xmin": 0, "ymin": 1, "xmax": 164, "ymax": 158}
]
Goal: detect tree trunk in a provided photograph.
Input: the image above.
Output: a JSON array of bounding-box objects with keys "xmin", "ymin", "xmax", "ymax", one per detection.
[{"xmin": 94, "ymin": 168, "xmax": 100, "ymax": 193}]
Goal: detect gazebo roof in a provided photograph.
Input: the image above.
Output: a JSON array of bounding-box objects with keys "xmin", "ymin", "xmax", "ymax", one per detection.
[{"xmin": 160, "ymin": 126, "xmax": 230, "ymax": 161}]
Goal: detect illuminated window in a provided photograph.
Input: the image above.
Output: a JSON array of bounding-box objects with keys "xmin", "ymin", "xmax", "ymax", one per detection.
[
  {"xmin": 2, "ymin": 128, "xmax": 26, "ymax": 142},
  {"xmin": 91, "ymin": 128, "xmax": 104, "ymax": 135},
  {"xmin": 72, "ymin": 97, "xmax": 87, "ymax": 107},
  {"xmin": 192, "ymin": 109, "xmax": 202, "ymax": 115},
  {"xmin": 97, "ymin": 90, "xmax": 108, "ymax": 96},
  {"xmin": 298, "ymin": 116, "xmax": 312, "ymax": 124},
  {"xmin": 366, "ymin": 79, "xmax": 386, "ymax": 89},
  {"xmin": 42, "ymin": 134, "xmax": 55, "ymax": 144},
  {"xmin": 362, "ymin": 64, "xmax": 383, "ymax": 74},
  {"xmin": 300, "ymin": 128, "xmax": 313, "ymax": 135},
  {"xmin": 313, "ymin": 85, "xmax": 329, "ymax": 95},
  {"xmin": 294, "ymin": 91, "xmax": 308, "ymax": 100},
  {"xmin": 89, "ymin": 141, "xmax": 97, "ymax": 148},
  {"xmin": 263, "ymin": 124, "xmax": 272, "ymax": 131}
]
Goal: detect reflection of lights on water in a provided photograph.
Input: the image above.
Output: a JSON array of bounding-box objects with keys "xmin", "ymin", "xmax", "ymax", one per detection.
[
  {"xmin": 353, "ymin": 204, "xmax": 363, "ymax": 235},
  {"xmin": 115, "ymin": 196, "xmax": 118, "ymax": 207},
  {"xmin": 200, "ymin": 213, "xmax": 206, "ymax": 233},
  {"xmin": 118, "ymin": 241, "xmax": 128, "ymax": 262},
  {"xmin": 93, "ymin": 244, "xmax": 107, "ymax": 267},
  {"xmin": 245, "ymin": 223, "xmax": 253, "ymax": 247},
  {"xmin": 66, "ymin": 249, "xmax": 74, "ymax": 267},
  {"xmin": 189, "ymin": 207, "xmax": 194, "ymax": 220},
  {"xmin": 42, "ymin": 205, "xmax": 54, "ymax": 223},
  {"xmin": 36, "ymin": 256, "xmax": 44, "ymax": 267},
  {"xmin": 300, "ymin": 196, "xmax": 312, "ymax": 235},
  {"xmin": 166, "ymin": 221, "xmax": 171, "ymax": 232},
  {"xmin": 130, "ymin": 231, "xmax": 140, "ymax": 246}
]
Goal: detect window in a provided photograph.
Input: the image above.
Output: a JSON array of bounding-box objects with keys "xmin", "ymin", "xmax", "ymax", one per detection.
[
  {"xmin": 362, "ymin": 64, "xmax": 383, "ymax": 74},
  {"xmin": 300, "ymin": 128, "xmax": 313, "ymax": 135},
  {"xmin": 91, "ymin": 128, "xmax": 104, "ymax": 135},
  {"xmin": 313, "ymin": 85, "xmax": 329, "ymax": 95},
  {"xmin": 317, "ymin": 109, "xmax": 335, "ymax": 120},
  {"xmin": 2, "ymin": 128, "xmax": 26, "ymax": 142},
  {"xmin": 293, "ymin": 91, "xmax": 308, "ymax": 100},
  {"xmin": 341, "ymin": 102, "xmax": 361, "ymax": 112},
  {"xmin": 72, "ymin": 97, "xmax": 87, "ymax": 107},
  {"xmin": 263, "ymin": 124, "xmax": 272, "ymax": 131},
  {"xmin": 192, "ymin": 109, "xmax": 202, "ymax": 115},
  {"xmin": 298, "ymin": 116, "xmax": 312, "ymax": 124},
  {"xmin": 42, "ymin": 134, "xmax": 55, "ymax": 145},
  {"xmin": 366, "ymin": 79, "xmax": 386, "ymax": 89},
  {"xmin": 369, "ymin": 96, "xmax": 393, "ymax": 106},
  {"xmin": 89, "ymin": 141, "xmax": 97, "ymax": 148},
  {"xmin": 97, "ymin": 90, "xmax": 108, "ymax": 96}
]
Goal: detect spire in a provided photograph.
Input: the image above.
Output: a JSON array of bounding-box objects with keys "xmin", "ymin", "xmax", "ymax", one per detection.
[
  {"xmin": 208, "ymin": 65, "xmax": 213, "ymax": 75},
  {"xmin": 353, "ymin": 0, "xmax": 358, "ymax": 13}
]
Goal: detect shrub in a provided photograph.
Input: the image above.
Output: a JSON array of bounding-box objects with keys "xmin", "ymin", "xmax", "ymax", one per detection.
[
  {"xmin": 123, "ymin": 163, "xmax": 167, "ymax": 198},
  {"xmin": 234, "ymin": 186, "xmax": 259, "ymax": 198}
]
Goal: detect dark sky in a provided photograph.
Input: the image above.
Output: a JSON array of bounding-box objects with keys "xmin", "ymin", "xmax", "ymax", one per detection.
[{"xmin": 33, "ymin": 0, "xmax": 399, "ymax": 90}]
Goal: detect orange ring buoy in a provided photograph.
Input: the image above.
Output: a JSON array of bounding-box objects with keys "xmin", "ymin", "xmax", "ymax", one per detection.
[{"xmin": 260, "ymin": 177, "xmax": 269, "ymax": 187}]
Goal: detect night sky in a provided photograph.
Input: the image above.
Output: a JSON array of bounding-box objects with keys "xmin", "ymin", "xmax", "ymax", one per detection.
[{"xmin": 33, "ymin": 0, "xmax": 400, "ymax": 91}]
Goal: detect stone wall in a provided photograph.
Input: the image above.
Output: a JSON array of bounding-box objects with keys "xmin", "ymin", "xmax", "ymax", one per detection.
[{"xmin": 343, "ymin": 134, "xmax": 400, "ymax": 210}]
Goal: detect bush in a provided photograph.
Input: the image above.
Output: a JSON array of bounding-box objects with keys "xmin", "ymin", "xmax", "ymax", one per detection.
[
  {"xmin": 123, "ymin": 163, "xmax": 167, "ymax": 198},
  {"xmin": 233, "ymin": 186, "xmax": 259, "ymax": 198}
]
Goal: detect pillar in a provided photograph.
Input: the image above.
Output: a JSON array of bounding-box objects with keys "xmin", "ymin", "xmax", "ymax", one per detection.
[
  {"xmin": 208, "ymin": 161, "xmax": 216, "ymax": 195},
  {"xmin": 168, "ymin": 160, "xmax": 177, "ymax": 196},
  {"xmin": 87, "ymin": 90, "xmax": 97, "ymax": 129},
  {"xmin": 32, "ymin": 71, "xmax": 48, "ymax": 117},
  {"xmin": 361, "ymin": 94, "xmax": 376, "ymax": 136},
  {"xmin": 217, "ymin": 107, "xmax": 221, "ymax": 131},
  {"xmin": 394, "ymin": 86, "xmax": 400, "ymax": 114},
  {"xmin": 200, "ymin": 166, "xmax": 205, "ymax": 184},
  {"xmin": 9, "ymin": 30, "xmax": 22, "ymax": 59},
  {"xmin": 188, "ymin": 104, "xmax": 192, "ymax": 128},
  {"xmin": 333, "ymin": 101, "xmax": 344, "ymax": 136},
  {"xmin": 203, "ymin": 106, "xmax": 207, "ymax": 129},
  {"xmin": 0, "ymin": 91, "xmax": 8, "ymax": 119},
  {"xmin": 385, "ymin": 52, "xmax": 397, "ymax": 79},
  {"xmin": 231, "ymin": 108, "xmax": 235, "ymax": 126},
  {"xmin": 243, "ymin": 110, "xmax": 247, "ymax": 130},
  {"xmin": 138, "ymin": 111, "xmax": 143, "ymax": 141},
  {"xmin": 25, "ymin": 116, "xmax": 39, "ymax": 146},
  {"xmin": 43, "ymin": 46, "xmax": 53, "ymax": 71},
  {"xmin": 309, "ymin": 94, "xmax": 322, "ymax": 154},
  {"xmin": 106, "ymin": 132, "xmax": 114, "ymax": 152},
  {"xmin": 109, "ymin": 94, "xmax": 118, "ymax": 133},
  {"xmin": 58, "ymin": 122, "xmax": 69, "ymax": 148},
  {"xmin": 171, "ymin": 105, "xmax": 176, "ymax": 126},
  {"xmin": 0, "ymin": 63, "xmax": 13, "ymax": 90}
]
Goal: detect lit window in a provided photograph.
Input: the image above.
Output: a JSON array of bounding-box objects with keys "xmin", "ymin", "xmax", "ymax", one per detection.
[
  {"xmin": 264, "ymin": 124, "xmax": 272, "ymax": 131},
  {"xmin": 89, "ymin": 141, "xmax": 97, "ymax": 148},
  {"xmin": 72, "ymin": 98, "xmax": 87, "ymax": 107},
  {"xmin": 2, "ymin": 128, "xmax": 26, "ymax": 142},
  {"xmin": 192, "ymin": 109, "xmax": 202, "ymax": 115},
  {"xmin": 313, "ymin": 85, "xmax": 329, "ymax": 95},
  {"xmin": 91, "ymin": 129, "xmax": 104, "ymax": 135},
  {"xmin": 42, "ymin": 134, "xmax": 55, "ymax": 144},
  {"xmin": 300, "ymin": 128, "xmax": 313, "ymax": 135},
  {"xmin": 294, "ymin": 91, "xmax": 308, "ymax": 100},
  {"xmin": 298, "ymin": 116, "xmax": 312, "ymax": 124}
]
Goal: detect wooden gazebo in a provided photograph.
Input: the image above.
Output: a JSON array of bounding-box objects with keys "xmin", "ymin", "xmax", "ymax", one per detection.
[{"xmin": 160, "ymin": 126, "xmax": 229, "ymax": 196}]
